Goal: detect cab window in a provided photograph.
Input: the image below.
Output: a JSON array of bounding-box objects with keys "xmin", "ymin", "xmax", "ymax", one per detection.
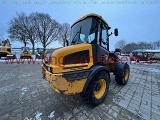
[{"xmin": 99, "ymin": 22, "xmax": 108, "ymax": 49}]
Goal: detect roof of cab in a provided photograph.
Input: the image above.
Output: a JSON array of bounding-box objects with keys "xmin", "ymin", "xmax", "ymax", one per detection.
[{"xmin": 71, "ymin": 13, "xmax": 109, "ymax": 27}]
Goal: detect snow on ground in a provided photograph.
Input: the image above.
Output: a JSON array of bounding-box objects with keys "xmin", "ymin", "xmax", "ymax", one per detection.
[
  {"xmin": 149, "ymin": 68, "xmax": 160, "ymax": 73},
  {"xmin": 24, "ymin": 111, "xmax": 55, "ymax": 120},
  {"xmin": 21, "ymin": 87, "xmax": 28, "ymax": 95},
  {"xmin": 24, "ymin": 111, "xmax": 42, "ymax": 120},
  {"xmin": 0, "ymin": 59, "xmax": 5, "ymax": 62},
  {"xmin": 24, "ymin": 117, "xmax": 32, "ymax": 120},
  {"xmin": 144, "ymin": 67, "xmax": 160, "ymax": 73},
  {"xmin": 48, "ymin": 111, "xmax": 55, "ymax": 119},
  {"xmin": 35, "ymin": 111, "xmax": 42, "ymax": 120},
  {"xmin": 131, "ymin": 62, "xmax": 160, "ymax": 73}
]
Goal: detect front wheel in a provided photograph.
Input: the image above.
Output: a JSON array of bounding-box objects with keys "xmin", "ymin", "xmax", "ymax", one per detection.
[
  {"xmin": 82, "ymin": 71, "xmax": 110, "ymax": 107},
  {"xmin": 115, "ymin": 64, "xmax": 130, "ymax": 85}
]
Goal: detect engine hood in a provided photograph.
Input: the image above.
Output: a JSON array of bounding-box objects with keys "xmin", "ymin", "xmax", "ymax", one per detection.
[{"xmin": 47, "ymin": 43, "xmax": 94, "ymax": 73}]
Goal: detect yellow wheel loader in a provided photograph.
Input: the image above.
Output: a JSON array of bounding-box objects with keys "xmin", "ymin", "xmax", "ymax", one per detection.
[
  {"xmin": 0, "ymin": 39, "xmax": 16, "ymax": 59},
  {"xmin": 20, "ymin": 47, "xmax": 32, "ymax": 59},
  {"xmin": 36, "ymin": 48, "xmax": 45, "ymax": 59},
  {"xmin": 41, "ymin": 13, "xmax": 130, "ymax": 106}
]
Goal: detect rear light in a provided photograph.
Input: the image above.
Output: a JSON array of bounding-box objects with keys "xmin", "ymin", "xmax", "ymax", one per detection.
[{"xmin": 43, "ymin": 64, "xmax": 53, "ymax": 73}]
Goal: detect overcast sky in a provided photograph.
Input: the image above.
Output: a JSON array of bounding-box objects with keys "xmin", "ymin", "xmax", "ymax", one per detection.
[{"xmin": 0, "ymin": 0, "xmax": 160, "ymax": 50}]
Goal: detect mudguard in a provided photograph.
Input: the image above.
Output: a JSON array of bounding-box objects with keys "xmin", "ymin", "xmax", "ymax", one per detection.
[{"xmin": 82, "ymin": 65, "xmax": 110, "ymax": 93}]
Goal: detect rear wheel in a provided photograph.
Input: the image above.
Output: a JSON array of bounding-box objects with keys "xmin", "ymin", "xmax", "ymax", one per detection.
[
  {"xmin": 82, "ymin": 71, "xmax": 110, "ymax": 107},
  {"xmin": 115, "ymin": 64, "xmax": 130, "ymax": 85}
]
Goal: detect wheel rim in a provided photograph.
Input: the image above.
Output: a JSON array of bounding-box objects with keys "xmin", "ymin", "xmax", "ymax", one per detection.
[
  {"xmin": 124, "ymin": 69, "xmax": 129, "ymax": 80},
  {"xmin": 94, "ymin": 79, "xmax": 106, "ymax": 99}
]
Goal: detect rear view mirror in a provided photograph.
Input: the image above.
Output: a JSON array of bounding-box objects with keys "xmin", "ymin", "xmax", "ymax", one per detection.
[{"xmin": 114, "ymin": 28, "xmax": 118, "ymax": 36}]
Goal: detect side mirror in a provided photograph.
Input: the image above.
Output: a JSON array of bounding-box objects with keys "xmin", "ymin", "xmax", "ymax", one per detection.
[{"xmin": 114, "ymin": 28, "xmax": 118, "ymax": 36}]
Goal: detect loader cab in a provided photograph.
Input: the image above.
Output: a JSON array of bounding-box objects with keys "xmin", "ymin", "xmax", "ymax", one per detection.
[
  {"xmin": 70, "ymin": 14, "xmax": 118, "ymax": 65},
  {"xmin": 20, "ymin": 47, "xmax": 31, "ymax": 59},
  {"xmin": 36, "ymin": 48, "xmax": 45, "ymax": 59},
  {"xmin": 0, "ymin": 40, "xmax": 12, "ymax": 58},
  {"xmin": 36, "ymin": 48, "xmax": 43, "ymax": 53},
  {"xmin": 70, "ymin": 14, "xmax": 118, "ymax": 51},
  {"xmin": 21, "ymin": 47, "xmax": 30, "ymax": 52}
]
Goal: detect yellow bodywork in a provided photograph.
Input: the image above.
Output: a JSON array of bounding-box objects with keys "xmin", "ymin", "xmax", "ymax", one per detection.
[
  {"xmin": 20, "ymin": 49, "xmax": 31, "ymax": 58},
  {"xmin": 0, "ymin": 40, "xmax": 11, "ymax": 53},
  {"xmin": 124, "ymin": 69, "xmax": 129, "ymax": 81},
  {"xmin": 42, "ymin": 65, "xmax": 87, "ymax": 94},
  {"xmin": 20, "ymin": 52, "xmax": 31, "ymax": 57},
  {"xmin": 48, "ymin": 44, "xmax": 93, "ymax": 73},
  {"xmin": 71, "ymin": 13, "xmax": 109, "ymax": 27},
  {"xmin": 42, "ymin": 43, "xmax": 93, "ymax": 94},
  {"xmin": 0, "ymin": 50, "xmax": 11, "ymax": 54},
  {"xmin": 94, "ymin": 79, "xmax": 107, "ymax": 99},
  {"xmin": 0, "ymin": 47, "xmax": 12, "ymax": 56}
]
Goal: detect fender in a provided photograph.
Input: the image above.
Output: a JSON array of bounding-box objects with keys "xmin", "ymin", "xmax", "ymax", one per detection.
[
  {"xmin": 114, "ymin": 63, "xmax": 129, "ymax": 77},
  {"xmin": 82, "ymin": 65, "xmax": 110, "ymax": 93}
]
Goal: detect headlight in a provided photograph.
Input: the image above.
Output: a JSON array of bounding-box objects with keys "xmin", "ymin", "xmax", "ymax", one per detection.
[{"xmin": 48, "ymin": 67, "xmax": 50, "ymax": 71}]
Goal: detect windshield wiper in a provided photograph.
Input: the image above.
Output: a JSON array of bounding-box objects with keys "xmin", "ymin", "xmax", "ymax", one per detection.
[{"xmin": 72, "ymin": 26, "xmax": 82, "ymax": 44}]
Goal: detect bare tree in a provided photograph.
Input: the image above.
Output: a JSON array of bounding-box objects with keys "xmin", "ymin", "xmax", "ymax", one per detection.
[
  {"xmin": 0, "ymin": 33, "xmax": 4, "ymax": 41},
  {"xmin": 152, "ymin": 40, "xmax": 160, "ymax": 49},
  {"xmin": 137, "ymin": 42, "xmax": 152, "ymax": 50},
  {"xmin": 58, "ymin": 23, "xmax": 70, "ymax": 47},
  {"xmin": 8, "ymin": 12, "xmax": 29, "ymax": 47},
  {"xmin": 123, "ymin": 42, "xmax": 137, "ymax": 53},
  {"xmin": 8, "ymin": 12, "xmax": 38, "ymax": 53},
  {"xmin": 115, "ymin": 40, "xmax": 160, "ymax": 53},
  {"xmin": 114, "ymin": 40, "xmax": 127, "ymax": 50},
  {"xmin": 24, "ymin": 14, "xmax": 37, "ymax": 54},
  {"xmin": 31, "ymin": 12, "xmax": 60, "ymax": 52}
]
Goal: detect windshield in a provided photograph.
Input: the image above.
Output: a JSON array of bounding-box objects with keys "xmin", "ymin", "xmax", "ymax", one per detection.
[
  {"xmin": 37, "ymin": 48, "xmax": 43, "ymax": 52},
  {"xmin": 22, "ymin": 47, "xmax": 29, "ymax": 51},
  {"xmin": 70, "ymin": 17, "xmax": 98, "ymax": 44}
]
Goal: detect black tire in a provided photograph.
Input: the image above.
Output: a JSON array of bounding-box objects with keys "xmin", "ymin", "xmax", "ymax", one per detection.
[
  {"xmin": 82, "ymin": 71, "xmax": 110, "ymax": 107},
  {"xmin": 115, "ymin": 64, "xmax": 130, "ymax": 85}
]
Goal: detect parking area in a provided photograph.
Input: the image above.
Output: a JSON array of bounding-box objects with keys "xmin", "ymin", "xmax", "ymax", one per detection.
[{"xmin": 0, "ymin": 62, "xmax": 160, "ymax": 120}]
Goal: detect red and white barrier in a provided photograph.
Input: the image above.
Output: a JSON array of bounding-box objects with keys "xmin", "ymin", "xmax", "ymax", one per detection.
[{"xmin": 118, "ymin": 55, "xmax": 131, "ymax": 64}]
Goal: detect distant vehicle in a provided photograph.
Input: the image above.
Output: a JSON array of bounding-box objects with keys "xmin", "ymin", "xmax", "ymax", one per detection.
[
  {"xmin": 20, "ymin": 47, "xmax": 32, "ymax": 59},
  {"xmin": 0, "ymin": 39, "xmax": 16, "ymax": 59},
  {"xmin": 114, "ymin": 48, "xmax": 130, "ymax": 56},
  {"xmin": 35, "ymin": 48, "xmax": 45, "ymax": 59},
  {"xmin": 130, "ymin": 49, "xmax": 160, "ymax": 61}
]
